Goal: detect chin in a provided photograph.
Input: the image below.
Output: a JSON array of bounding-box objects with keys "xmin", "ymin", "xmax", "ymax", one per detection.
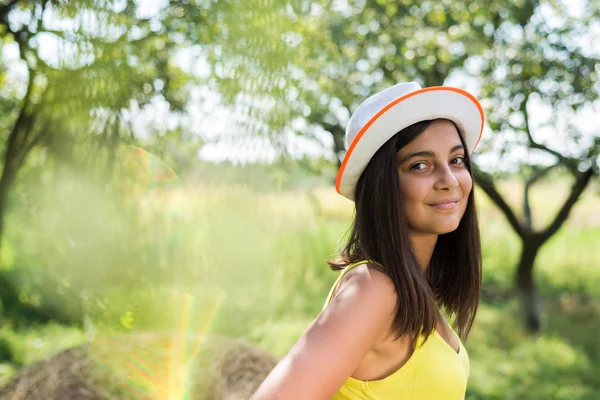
[
  {"xmin": 435, "ymin": 225, "xmax": 460, "ymax": 235},
  {"xmin": 427, "ymin": 220, "xmax": 462, "ymax": 235}
]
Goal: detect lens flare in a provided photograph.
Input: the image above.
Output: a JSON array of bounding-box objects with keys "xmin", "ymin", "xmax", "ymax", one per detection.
[{"xmin": 88, "ymin": 288, "xmax": 226, "ymax": 399}]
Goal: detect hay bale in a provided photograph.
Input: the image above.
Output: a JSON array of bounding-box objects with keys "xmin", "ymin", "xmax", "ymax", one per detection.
[
  {"xmin": 0, "ymin": 346, "xmax": 100, "ymax": 400},
  {"xmin": 0, "ymin": 333, "xmax": 278, "ymax": 400}
]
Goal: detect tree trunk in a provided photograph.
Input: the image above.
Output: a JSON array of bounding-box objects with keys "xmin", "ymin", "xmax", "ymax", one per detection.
[
  {"xmin": 0, "ymin": 164, "xmax": 22, "ymax": 318},
  {"xmin": 515, "ymin": 238, "xmax": 542, "ymax": 332},
  {"xmin": 0, "ymin": 163, "xmax": 16, "ymax": 242},
  {"xmin": 332, "ymin": 130, "xmax": 345, "ymax": 170},
  {"xmin": 476, "ymin": 165, "xmax": 596, "ymax": 332}
]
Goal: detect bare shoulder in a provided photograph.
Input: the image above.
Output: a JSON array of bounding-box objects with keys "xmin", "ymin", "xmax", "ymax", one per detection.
[
  {"xmin": 330, "ymin": 263, "xmax": 398, "ymax": 326},
  {"xmin": 333, "ymin": 263, "xmax": 397, "ymax": 306}
]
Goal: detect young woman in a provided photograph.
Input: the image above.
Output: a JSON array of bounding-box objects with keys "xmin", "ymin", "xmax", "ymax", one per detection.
[{"xmin": 252, "ymin": 82, "xmax": 484, "ymax": 399}]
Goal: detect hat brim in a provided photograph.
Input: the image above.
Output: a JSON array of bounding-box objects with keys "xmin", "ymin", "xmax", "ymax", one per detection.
[{"xmin": 336, "ymin": 86, "xmax": 484, "ymax": 200}]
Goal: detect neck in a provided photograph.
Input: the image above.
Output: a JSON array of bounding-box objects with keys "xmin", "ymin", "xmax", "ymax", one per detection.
[{"xmin": 410, "ymin": 233, "xmax": 438, "ymax": 271}]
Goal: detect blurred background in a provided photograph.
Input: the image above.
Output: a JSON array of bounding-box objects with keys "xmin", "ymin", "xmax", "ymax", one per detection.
[{"xmin": 0, "ymin": 0, "xmax": 599, "ymax": 398}]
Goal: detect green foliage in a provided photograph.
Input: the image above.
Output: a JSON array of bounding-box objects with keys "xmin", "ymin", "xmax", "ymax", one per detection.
[
  {"xmin": 0, "ymin": 322, "xmax": 86, "ymax": 383},
  {"xmin": 1, "ymin": 142, "xmax": 190, "ymax": 324},
  {"xmin": 475, "ymin": 0, "xmax": 600, "ymax": 170},
  {"xmin": 0, "ymin": 180, "xmax": 598, "ymax": 397},
  {"xmin": 467, "ymin": 303, "xmax": 598, "ymax": 400}
]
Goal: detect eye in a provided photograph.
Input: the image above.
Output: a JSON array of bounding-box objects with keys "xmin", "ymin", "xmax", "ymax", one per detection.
[
  {"xmin": 410, "ymin": 162, "xmax": 428, "ymax": 170},
  {"xmin": 450, "ymin": 155, "xmax": 465, "ymax": 165}
]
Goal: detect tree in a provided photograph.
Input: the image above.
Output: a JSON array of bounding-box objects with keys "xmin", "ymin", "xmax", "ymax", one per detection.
[
  {"xmin": 0, "ymin": 0, "xmax": 322, "ymax": 323},
  {"xmin": 0, "ymin": 0, "xmax": 195, "ymax": 321},
  {"xmin": 470, "ymin": 0, "xmax": 600, "ymax": 331}
]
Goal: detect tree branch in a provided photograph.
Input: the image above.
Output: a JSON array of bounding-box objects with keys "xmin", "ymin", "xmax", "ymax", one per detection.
[
  {"xmin": 522, "ymin": 96, "xmax": 579, "ymax": 174},
  {"xmin": 523, "ymin": 163, "xmax": 559, "ymax": 229},
  {"xmin": 3, "ymin": 66, "xmax": 35, "ymax": 175},
  {"xmin": 13, "ymin": 119, "xmax": 48, "ymax": 171},
  {"xmin": 474, "ymin": 164, "xmax": 524, "ymax": 237},
  {"xmin": 13, "ymin": 66, "xmax": 51, "ymax": 153},
  {"xmin": 539, "ymin": 167, "xmax": 596, "ymax": 242}
]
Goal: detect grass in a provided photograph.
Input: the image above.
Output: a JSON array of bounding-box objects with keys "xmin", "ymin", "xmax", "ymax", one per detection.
[
  {"xmin": 1, "ymin": 176, "xmax": 598, "ymax": 398},
  {"xmin": 0, "ymin": 323, "xmax": 88, "ymax": 385}
]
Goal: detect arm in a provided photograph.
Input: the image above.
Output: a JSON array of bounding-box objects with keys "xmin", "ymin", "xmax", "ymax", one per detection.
[{"xmin": 251, "ymin": 264, "xmax": 397, "ymax": 400}]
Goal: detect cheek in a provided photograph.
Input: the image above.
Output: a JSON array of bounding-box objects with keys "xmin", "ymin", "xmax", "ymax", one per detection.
[
  {"xmin": 399, "ymin": 176, "xmax": 430, "ymax": 205},
  {"xmin": 457, "ymin": 170, "xmax": 473, "ymax": 195},
  {"xmin": 398, "ymin": 176, "xmax": 431, "ymax": 220}
]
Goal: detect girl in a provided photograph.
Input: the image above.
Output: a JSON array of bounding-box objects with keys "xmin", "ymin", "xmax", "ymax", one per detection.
[{"xmin": 252, "ymin": 82, "xmax": 484, "ymax": 399}]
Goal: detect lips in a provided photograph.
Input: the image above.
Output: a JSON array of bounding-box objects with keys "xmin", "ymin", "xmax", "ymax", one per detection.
[{"xmin": 428, "ymin": 199, "xmax": 460, "ymax": 210}]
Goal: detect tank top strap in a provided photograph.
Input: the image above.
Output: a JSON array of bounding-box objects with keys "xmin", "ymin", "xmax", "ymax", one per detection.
[{"xmin": 323, "ymin": 260, "xmax": 382, "ymax": 309}]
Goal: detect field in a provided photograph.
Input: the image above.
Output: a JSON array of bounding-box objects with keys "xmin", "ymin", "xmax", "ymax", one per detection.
[{"xmin": 1, "ymin": 175, "xmax": 599, "ymax": 399}]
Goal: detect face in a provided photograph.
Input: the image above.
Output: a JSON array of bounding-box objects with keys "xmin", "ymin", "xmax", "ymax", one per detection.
[{"xmin": 396, "ymin": 119, "xmax": 473, "ymax": 236}]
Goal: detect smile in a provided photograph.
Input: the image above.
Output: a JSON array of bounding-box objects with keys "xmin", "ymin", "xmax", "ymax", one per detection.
[{"xmin": 428, "ymin": 201, "xmax": 458, "ymax": 210}]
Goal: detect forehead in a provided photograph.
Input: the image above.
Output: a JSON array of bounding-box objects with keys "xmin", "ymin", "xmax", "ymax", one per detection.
[{"xmin": 399, "ymin": 120, "xmax": 463, "ymax": 154}]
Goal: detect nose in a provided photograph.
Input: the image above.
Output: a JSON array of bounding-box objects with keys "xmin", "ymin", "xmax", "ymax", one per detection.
[{"xmin": 433, "ymin": 164, "xmax": 459, "ymax": 191}]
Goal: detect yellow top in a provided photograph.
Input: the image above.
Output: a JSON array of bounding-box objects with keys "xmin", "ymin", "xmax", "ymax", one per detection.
[{"xmin": 323, "ymin": 260, "xmax": 470, "ymax": 400}]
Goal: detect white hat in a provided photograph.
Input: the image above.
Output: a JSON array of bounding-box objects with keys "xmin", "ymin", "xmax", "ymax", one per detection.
[{"xmin": 336, "ymin": 82, "xmax": 484, "ymax": 200}]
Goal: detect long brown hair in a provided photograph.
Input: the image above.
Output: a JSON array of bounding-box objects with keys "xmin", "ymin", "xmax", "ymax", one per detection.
[{"xmin": 328, "ymin": 119, "xmax": 482, "ymax": 347}]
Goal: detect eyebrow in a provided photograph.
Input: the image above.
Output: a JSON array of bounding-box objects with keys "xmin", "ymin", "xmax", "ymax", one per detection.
[{"xmin": 398, "ymin": 144, "xmax": 465, "ymax": 165}]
